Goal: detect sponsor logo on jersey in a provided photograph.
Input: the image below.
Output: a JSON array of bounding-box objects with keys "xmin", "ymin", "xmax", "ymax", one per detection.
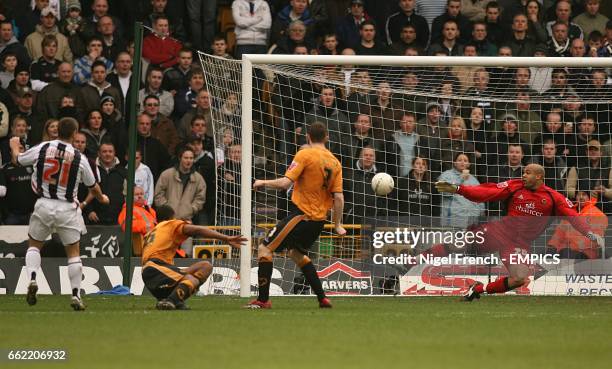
[
  {"xmin": 565, "ymin": 197, "xmax": 574, "ymax": 208},
  {"xmin": 287, "ymin": 161, "xmax": 298, "ymax": 171},
  {"xmin": 497, "ymin": 181, "xmax": 509, "ymax": 189},
  {"xmin": 516, "ymin": 202, "xmax": 544, "ymax": 216}
]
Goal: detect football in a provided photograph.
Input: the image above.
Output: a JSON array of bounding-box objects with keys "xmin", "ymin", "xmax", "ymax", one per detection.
[{"xmin": 371, "ymin": 172, "xmax": 394, "ymax": 196}]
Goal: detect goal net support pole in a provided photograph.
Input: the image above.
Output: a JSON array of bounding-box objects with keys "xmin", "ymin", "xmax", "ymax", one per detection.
[{"xmin": 240, "ymin": 57, "xmax": 253, "ymax": 298}]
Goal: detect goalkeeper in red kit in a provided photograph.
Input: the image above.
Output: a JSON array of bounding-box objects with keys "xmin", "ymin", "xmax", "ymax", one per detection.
[{"xmin": 435, "ymin": 164, "xmax": 606, "ymax": 301}]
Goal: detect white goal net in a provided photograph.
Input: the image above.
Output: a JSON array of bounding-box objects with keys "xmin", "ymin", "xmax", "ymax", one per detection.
[{"xmin": 200, "ymin": 53, "xmax": 611, "ymax": 297}]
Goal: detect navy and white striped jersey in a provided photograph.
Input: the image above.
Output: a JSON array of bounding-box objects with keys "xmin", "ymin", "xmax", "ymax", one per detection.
[{"xmin": 17, "ymin": 140, "xmax": 97, "ymax": 202}]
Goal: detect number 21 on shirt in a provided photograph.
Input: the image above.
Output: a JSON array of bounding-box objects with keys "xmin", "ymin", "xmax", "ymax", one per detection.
[{"xmin": 42, "ymin": 158, "xmax": 72, "ymax": 187}]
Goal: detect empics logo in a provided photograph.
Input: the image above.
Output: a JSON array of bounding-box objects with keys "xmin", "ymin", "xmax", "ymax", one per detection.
[{"xmin": 317, "ymin": 262, "xmax": 372, "ymax": 295}]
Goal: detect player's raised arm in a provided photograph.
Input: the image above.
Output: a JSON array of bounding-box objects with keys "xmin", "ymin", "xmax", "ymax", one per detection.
[
  {"xmin": 10, "ymin": 136, "xmax": 40, "ymax": 166},
  {"xmin": 9, "ymin": 137, "xmax": 21, "ymax": 165},
  {"xmin": 253, "ymin": 177, "xmax": 293, "ymax": 190},
  {"xmin": 182, "ymin": 224, "xmax": 248, "ymax": 248},
  {"xmin": 436, "ymin": 180, "xmax": 519, "ymax": 203}
]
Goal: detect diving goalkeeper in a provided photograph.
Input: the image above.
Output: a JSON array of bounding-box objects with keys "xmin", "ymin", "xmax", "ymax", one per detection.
[{"xmin": 435, "ymin": 164, "xmax": 606, "ymax": 301}]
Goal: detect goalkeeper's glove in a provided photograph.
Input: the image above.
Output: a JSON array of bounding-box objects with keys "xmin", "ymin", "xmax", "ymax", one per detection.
[
  {"xmin": 435, "ymin": 181, "xmax": 458, "ymax": 194},
  {"xmin": 586, "ymin": 232, "xmax": 605, "ymax": 249}
]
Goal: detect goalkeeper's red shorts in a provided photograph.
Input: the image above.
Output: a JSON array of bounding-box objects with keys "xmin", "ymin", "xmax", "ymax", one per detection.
[{"xmin": 470, "ymin": 225, "xmax": 530, "ymax": 265}]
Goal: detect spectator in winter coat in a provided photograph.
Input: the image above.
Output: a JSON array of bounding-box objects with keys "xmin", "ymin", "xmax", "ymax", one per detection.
[
  {"xmin": 547, "ymin": 188, "xmax": 608, "ymax": 259},
  {"xmin": 81, "ymin": 109, "xmax": 109, "ymax": 160},
  {"xmin": 79, "ymin": 60, "xmax": 122, "ymax": 118},
  {"xmin": 385, "ymin": 0, "xmax": 429, "ymax": 48},
  {"xmin": 270, "ymin": 0, "xmax": 315, "ymax": 45},
  {"xmin": 438, "ymin": 152, "xmax": 484, "ymax": 228},
  {"xmin": 136, "ymin": 113, "xmax": 170, "ymax": 181},
  {"xmin": 84, "ymin": 142, "xmax": 126, "ymax": 225},
  {"xmin": 336, "ymin": 0, "xmax": 371, "ymax": 50},
  {"xmin": 232, "ymin": 0, "xmax": 272, "ymax": 58},
  {"xmin": 24, "ymin": 7, "xmax": 72, "ymax": 62},
  {"xmin": 0, "ymin": 20, "xmax": 31, "ymax": 67},
  {"xmin": 117, "ymin": 185, "xmax": 157, "ymax": 256},
  {"xmin": 138, "ymin": 66, "xmax": 174, "ymax": 118},
  {"xmin": 154, "ymin": 146, "xmax": 206, "ymax": 222},
  {"xmin": 36, "ymin": 62, "xmax": 80, "ymax": 119},
  {"xmin": 343, "ymin": 146, "xmax": 391, "ymax": 224},
  {"xmin": 72, "ymin": 35, "xmax": 113, "ymax": 85},
  {"xmin": 142, "ymin": 15, "xmax": 182, "ymax": 69}
]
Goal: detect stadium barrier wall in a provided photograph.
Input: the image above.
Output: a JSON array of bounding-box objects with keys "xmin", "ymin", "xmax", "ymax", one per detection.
[
  {"xmin": 1, "ymin": 256, "xmax": 611, "ymax": 297},
  {"xmin": 0, "ymin": 257, "xmax": 392, "ymax": 296},
  {"xmin": 2, "ymin": 226, "xmax": 611, "ymax": 296}
]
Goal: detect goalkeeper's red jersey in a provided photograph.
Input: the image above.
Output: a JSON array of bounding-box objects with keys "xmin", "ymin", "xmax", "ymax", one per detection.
[{"xmin": 457, "ymin": 179, "xmax": 591, "ymax": 247}]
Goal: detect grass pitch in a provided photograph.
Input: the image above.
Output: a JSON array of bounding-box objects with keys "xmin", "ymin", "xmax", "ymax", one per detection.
[{"xmin": 1, "ymin": 295, "xmax": 611, "ymax": 369}]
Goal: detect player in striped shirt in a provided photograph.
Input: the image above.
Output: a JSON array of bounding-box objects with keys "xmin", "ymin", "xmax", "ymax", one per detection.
[{"xmin": 9, "ymin": 117, "xmax": 109, "ymax": 311}]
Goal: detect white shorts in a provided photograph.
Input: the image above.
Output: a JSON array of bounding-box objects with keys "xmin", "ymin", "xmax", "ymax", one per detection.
[{"xmin": 28, "ymin": 198, "xmax": 87, "ymax": 245}]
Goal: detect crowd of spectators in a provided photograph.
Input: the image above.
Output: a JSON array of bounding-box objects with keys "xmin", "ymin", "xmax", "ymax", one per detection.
[{"xmin": 0, "ymin": 0, "xmax": 609, "ymax": 260}]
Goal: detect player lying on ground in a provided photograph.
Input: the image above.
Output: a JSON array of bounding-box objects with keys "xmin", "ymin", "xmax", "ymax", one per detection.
[
  {"xmin": 141, "ymin": 205, "xmax": 247, "ymax": 310},
  {"xmin": 247, "ymin": 121, "xmax": 346, "ymax": 309},
  {"xmin": 435, "ymin": 163, "xmax": 605, "ymax": 301},
  {"xmin": 10, "ymin": 118, "xmax": 110, "ymax": 311}
]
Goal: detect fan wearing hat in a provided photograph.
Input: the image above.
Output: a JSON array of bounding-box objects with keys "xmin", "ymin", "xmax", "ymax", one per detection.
[
  {"xmin": 62, "ymin": 1, "xmax": 83, "ymax": 36},
  {"xmin": 335, "ymin": 0, "xmax": 371, "ymax": 49},
  {"xmin": 24, "ymin": 7, "xmax": 73, "ymax": 63},
  {"xmin": 8, "ymin": 86, "xmax": 43, "ymax": 145},
  {"xmin": 58, "ymin": 0, "xmax": 91, "ymax": 58},
  {"xmin": 100, "ymin": 93, "xmax": 127, "ymax": 160},
  {"xmin": 6, "ymin": 64, "xmax": 35, "ymax": 104}
]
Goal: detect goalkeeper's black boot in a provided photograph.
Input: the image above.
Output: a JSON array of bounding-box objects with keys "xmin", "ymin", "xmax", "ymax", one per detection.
[{"xmin": 462, "ymin": 282, "xmax": 483, "ymax": 302}]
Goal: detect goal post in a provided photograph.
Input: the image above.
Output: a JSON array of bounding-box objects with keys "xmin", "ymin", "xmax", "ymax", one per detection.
[
  {"xmin": 200, "ymin": 53, "xmax": 612, "ymax": 298},
  {"xmin": 240, "ymin": 57, "xmax": 253, "ymax": 298}
]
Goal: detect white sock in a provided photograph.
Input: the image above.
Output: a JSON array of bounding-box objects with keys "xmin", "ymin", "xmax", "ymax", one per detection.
[
  {"xmin": 25, "ymin": 247, "xmax": 41, "ymax": 281},
  {"xmin": 67, "ymin": 257, "xmax": 82, "ymax": 298}
]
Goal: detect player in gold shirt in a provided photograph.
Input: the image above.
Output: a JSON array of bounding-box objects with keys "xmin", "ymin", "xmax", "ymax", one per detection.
[
  {"xmin": 246, "ymin": 122, "xmax": 346, "ymax": 309},
  {"xmin": 142, "ymin": 205, "xmax": 247, "ymax": 310}
]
